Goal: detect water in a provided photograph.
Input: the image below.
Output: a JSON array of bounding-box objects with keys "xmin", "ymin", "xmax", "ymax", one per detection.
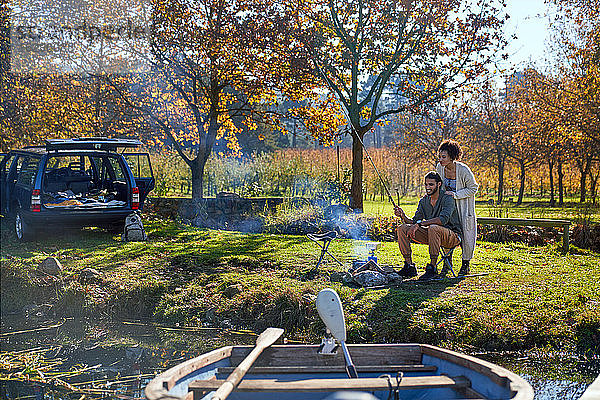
[
  {"xmin": 475, "ymin": 351, "xmax": 600, "ymax": 399},
  {"xmin": 1, "ymin": 316, "xmax": 598, "ymax": 399}
]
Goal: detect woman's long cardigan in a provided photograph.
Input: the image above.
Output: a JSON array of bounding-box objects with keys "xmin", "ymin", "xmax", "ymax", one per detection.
[{"xmin": 436, "ymin": 161, "xmax": 479, "ymax": 260}]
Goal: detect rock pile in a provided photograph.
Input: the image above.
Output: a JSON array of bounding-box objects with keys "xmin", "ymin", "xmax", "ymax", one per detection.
[{"xmin": 330, "ymin": 260, "xmax": 402, "ymax": 288}]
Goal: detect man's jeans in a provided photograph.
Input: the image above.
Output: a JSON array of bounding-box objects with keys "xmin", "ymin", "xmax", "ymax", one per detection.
[{"xmin": 397, "ymin": 224, "xmax": 460, "ymax": 259}]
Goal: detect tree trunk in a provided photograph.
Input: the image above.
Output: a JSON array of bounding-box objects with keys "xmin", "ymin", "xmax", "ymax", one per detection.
[
  {"xmin": 517, "ymin": 160, "xmax": 526, "ymax": 205},
  {"xmin": 191, "ymin": 158, "xmax": 206, "ymax": 199},
  {"xmin": 190, "ymin": 96, "xmax": 219, "ymax": 200},
  {"xmin": 350, "ymin": 133, "xmax": 364, "ymax": 210},
  {"xmin": 496, "ymin": 151, "xmax": 505, "ymax": 204},
  {"xmin": 548, "ymin": 159, "xmax": 555, "ymax": 206},
  {"xmin": 577, "ymin": 157, "xmax": 591, "ymax": 203},
  {"xmin": 95, "ymin": 76, "xmax": 101, "ymax": 134},
  {"xmin": 590, "ymin": 164, "xmax": 599, "ymax": 204},
  {"xmin": 557, "ymin": 159, "xmax": 564, "ymax": 205},
  {"xmin": 292, "ymin": 121, "xmax": 297, "ymax": 148},
  {"xmin": 580, "ymin": 170, "xmax": 587, "ymax": 203}
]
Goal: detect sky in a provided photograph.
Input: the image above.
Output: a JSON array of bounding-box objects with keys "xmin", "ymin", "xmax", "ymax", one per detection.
[{"xmin": 497, "ymin": 0, "xmax": 554, "ymax": 75}]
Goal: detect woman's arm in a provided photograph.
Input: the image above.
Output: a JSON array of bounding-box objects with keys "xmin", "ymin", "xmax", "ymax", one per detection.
[{"xmin": 454, "ymin": 163, "xmax": 479, "ymax": 199}]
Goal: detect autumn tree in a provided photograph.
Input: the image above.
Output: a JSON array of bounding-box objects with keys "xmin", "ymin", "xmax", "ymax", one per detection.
[
  {"xmin": 459, "ymin": 81, "xmax": 514, "ymax": 204},
  {"xmin": 394, "ymin": 102, "xmax": 460, "ymax": 170},
  {"xmin": 2, "ymin": 0, "xmax": 151, "ymax": 151},
  {"xmin": 542, "ymin": 0, "xmax": 600, "ymax": 202},
  {"xmin": 296, "ymin": 0, "xmax": 507, "ymax": 209},
  {"xmin": 513, "ymin": 69, "xmax": 576, "ymax": 205},
  {"xmin": 106, "ymin": 0, "xmax": 335, "ymax": 200}
]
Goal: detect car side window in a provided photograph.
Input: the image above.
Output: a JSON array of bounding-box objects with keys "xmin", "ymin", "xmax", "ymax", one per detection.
[
  {"xmin": 124, "ymin": 153, "xmax": 153, "ymax": 178},
  {"xmin": 16, "ymin": 156, "xmax": 41, "ymax": 187}
]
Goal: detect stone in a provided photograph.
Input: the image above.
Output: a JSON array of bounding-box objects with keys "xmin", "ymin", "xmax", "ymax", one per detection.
[
  {"xmin": 387, "ymin": 272, "xmax": 402, "ymax": 283},
  {"xmin": 205, "ymin": 307, "xmax": 216, "ymax": 322},
  {"xmin": 353, "ymin": 271, "xmax": 388, "ymax": 287},
  {"xmin": 125, "ymin": 346, "xmax": 144, "ymax": 362},
  {"xmin": 217, "ymin": 192, "xmax": 240, "ymax": 200},
  {"xmin": 39, "ymin": 257, "xmax": 62, "ymax": 276},
  {"xmin": 220, "ymin": 319, "xmax": 233, "ymax": 329},
  {"xmin": 223, "ymin": 284, "xmax": 242, "ymax": 298},
  {"xmin": 22, "ymin": 303, "xmax": 52, "ymax": 319},
  {"xmin": 330, "ymin": 271, "xmax": 353, "ymax": 284},
  {"xmin": 380, "ymin": 265, "xmax": 397, "ymax": 274},
  {"xmin": 79, "ymin": 267, "xmax": 102, "ymax": 282}
]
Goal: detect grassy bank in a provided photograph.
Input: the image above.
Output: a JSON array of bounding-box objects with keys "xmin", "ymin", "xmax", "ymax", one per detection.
[{"xmin": 1, "ymin": 217, "xmax": 599, "ymax": 353}]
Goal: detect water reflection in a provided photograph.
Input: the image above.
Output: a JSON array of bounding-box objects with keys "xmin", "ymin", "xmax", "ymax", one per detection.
[
  {"xmin": 1, "ymin": 316, "xmax": 255, "ymax": 399},
  {"xmin": 476, "ymin": 351, "xmax": 600, "ymax": 400},
  {"xmin": 1, "ymin": 316, "xmax": 599, "ymax": 400}
]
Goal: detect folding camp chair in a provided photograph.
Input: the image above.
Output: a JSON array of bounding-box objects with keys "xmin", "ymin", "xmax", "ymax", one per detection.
[
  {"xmin": 307, "ymin": 231, "xmax": 344, "ymax": 271},
  {"xmin": 435, "ymin": 243, "xmax": 460, "ymax": 278}
]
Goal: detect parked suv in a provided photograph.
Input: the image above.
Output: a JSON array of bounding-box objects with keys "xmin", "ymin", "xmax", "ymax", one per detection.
[{"xmin": 0, "ymin": 138, "xmax": 155, "ymax": 240}]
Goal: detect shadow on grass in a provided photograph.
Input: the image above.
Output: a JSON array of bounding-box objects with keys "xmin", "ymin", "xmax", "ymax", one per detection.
[
  {"xmin": 150, "ymin": 230, "xmax": 309, "ymax": 281},
  {"xmin": 363, "ymin": 280, "xmax": 459, "ymax": 344},
  {"xmin": 0, "ymin": 219, "xmax": 118, "ymax": 258}
]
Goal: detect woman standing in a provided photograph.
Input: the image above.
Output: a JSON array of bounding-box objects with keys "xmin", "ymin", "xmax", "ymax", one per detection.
[{"xmin": 436, "ymin": 140, "xmax": 479, "ymax": 275}]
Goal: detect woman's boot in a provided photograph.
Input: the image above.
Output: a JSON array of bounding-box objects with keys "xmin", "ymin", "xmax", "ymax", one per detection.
[{"xmin": 458, "ymin": 260, "xmax": 470, "ymax": 276}]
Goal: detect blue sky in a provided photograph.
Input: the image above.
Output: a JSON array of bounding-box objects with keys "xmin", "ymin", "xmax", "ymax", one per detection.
[{"xmin": 499, "ymin": 0, "xmax": 553, "ymax": 71}]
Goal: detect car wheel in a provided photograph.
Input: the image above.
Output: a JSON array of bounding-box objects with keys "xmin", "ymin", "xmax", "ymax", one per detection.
[{"xmin": 15, "ymin": 210, "xmax": 35, "ymax": 241}]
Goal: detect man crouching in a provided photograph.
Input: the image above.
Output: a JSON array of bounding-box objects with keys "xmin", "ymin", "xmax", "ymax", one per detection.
[{"xmin": 394, "ymin": 171, "xmax": 462, "ymax": 280}]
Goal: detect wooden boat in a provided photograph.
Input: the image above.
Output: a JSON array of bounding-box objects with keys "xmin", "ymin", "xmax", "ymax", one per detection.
[
  {"xmin": 580, "ymin": 373, "xmax": 600, "ymax": 400},
  {"xmin": 144, "ymin": 343, "xmax": 534, "ymax": 400}
]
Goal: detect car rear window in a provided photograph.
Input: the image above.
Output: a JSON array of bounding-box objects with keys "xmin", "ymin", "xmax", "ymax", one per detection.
[{"xmin": 45, "ymin": 154, "xmax": 127, "ymax": 181}]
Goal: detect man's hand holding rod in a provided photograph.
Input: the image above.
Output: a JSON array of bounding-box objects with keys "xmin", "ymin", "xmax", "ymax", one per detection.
[{"xmin": 394, "ymin": 206, "xmax": 412, "ymax": 224}]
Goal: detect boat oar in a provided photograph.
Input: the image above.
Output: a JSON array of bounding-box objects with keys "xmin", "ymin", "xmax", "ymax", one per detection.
[
  {"xmin": 212, "ymin": 327, "xmax": 284, "ymax": 400},
  {"xmin": 316, "ymin": 289, "xmax": 358, "ymax": 379}
]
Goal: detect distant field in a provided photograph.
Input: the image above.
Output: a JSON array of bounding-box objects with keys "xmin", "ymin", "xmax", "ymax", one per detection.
[{"xmin": 363, "ymin": 199, "xmax": 600, "ymax": 223}]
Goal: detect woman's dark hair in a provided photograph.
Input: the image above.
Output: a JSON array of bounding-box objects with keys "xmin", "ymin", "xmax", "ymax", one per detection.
[
  {"xmin": 424, "ymin": 171, "xmax": 442, "ymax": 183},
  {"xmin": 438, "ymin": 139, "xmax": 462, "ymax": 161}
]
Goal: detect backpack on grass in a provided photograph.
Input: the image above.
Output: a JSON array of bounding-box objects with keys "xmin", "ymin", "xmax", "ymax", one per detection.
[{"xmin": 121, "ymin": 211, "xmax": 147, "ymax": 242}]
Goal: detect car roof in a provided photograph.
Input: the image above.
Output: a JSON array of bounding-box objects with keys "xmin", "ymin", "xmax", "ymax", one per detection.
[
  {"xmin": 46, "ymin": 138, "xmax": 141, "ymax": 151},
  {"xmin": 10, "ymin": 138, "xmax": 142, "ymax": 154}
]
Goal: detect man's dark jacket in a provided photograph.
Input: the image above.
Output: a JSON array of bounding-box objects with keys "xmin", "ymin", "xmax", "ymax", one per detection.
[{"xmin": 412, "ymin": 189, "xmax": 463, "ymax": 237}]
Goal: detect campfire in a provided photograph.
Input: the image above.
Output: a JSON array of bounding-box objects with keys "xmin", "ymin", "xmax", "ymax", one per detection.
[{"xmin": 309, "ymin": 234, "xmax": 401, "ymax": 288}]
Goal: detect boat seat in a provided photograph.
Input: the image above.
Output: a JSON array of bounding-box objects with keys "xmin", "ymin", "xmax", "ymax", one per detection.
[
  {"xmin": 189, "ymin": 375, "xmax": 471, "ymax": 393},
  {"xmin": 216, "ymin": 364, "xmax": 438, "ymax": 374}
]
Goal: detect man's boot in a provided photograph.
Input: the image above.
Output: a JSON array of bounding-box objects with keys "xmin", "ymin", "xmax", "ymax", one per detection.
[
  {"xmin": 458, "ymin": 260, "xmax": 470, "ymax": 276},
  {"xmin": 418, "ymin": 263, "xmax": 437, "ymax": 281},
  {"xmin": 398, "ymin": 261, "xmax": 417, "ymax": 278}
]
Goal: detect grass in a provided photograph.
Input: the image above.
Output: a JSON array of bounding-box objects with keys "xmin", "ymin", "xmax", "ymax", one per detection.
[{"xmin": 1, "ymin": 216, "xmax": 599, "ymax": 353}]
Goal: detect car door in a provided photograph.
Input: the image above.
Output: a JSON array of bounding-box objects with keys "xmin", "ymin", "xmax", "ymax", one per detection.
[
  {"xmin": 13, "ymin": 155, "xmax": 41, "ymax": 212},
  {"xmin": 0, "ymin": 153, "xmax": 10, "ymax": 214},
  {"xmin": 123, "ymin": 153, "xmax": 155, "ymax": 206},
  {"xmin": 4, "ymin": 154, "xmax": 28, "ymax": 215}
]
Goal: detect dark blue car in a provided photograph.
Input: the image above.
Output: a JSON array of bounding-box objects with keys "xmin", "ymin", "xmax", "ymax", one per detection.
[{"xmin": 0, "ymin": 138, "xmax": 155, "ymax": 240}]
